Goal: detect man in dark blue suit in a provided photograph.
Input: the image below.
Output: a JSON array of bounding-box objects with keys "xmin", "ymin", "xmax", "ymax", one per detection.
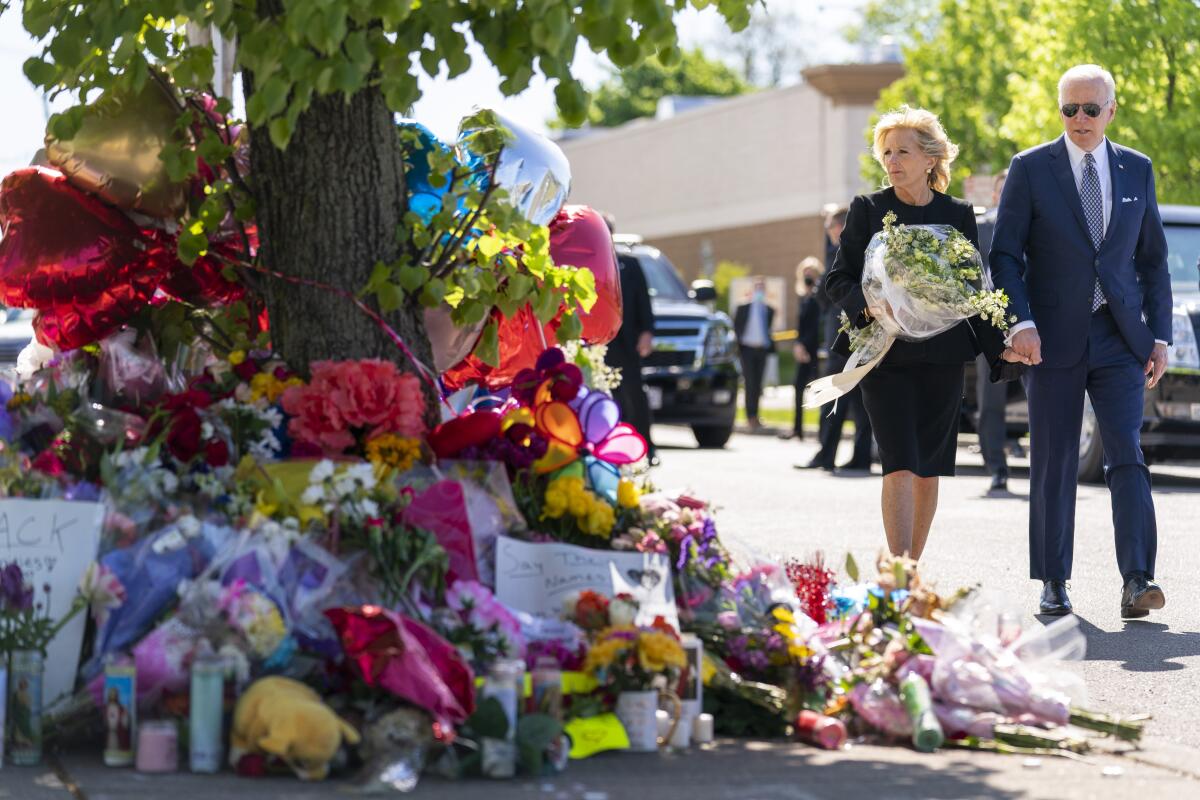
[{"xmin": 991, "ymin": 64, "xmax": 1172, "ymax": 619}]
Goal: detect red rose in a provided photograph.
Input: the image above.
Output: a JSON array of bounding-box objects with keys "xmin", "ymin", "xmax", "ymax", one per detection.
[
  {"xmin": 233, "ymin": 360, "xmax": 258, "ymax": 382},
  {"xmin": 31, "ymin": 449, "xmax": 65, "ymax": 477},
  {"xmin": 204, "ymin": 438, "xmax": 230, "ymax": 467},
  {"xmin": 166, "ymin": 409, "xmax": 203, "ymax": 462}
]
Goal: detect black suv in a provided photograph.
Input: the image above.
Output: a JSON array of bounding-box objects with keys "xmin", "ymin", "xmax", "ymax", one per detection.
[
  {"xmin": 613, "ymin": 236, "xmax": 740, "ymax": 448},
  {"xmin": 963, "ymin": 204, "xmax": 1200, "ymax": 482}
]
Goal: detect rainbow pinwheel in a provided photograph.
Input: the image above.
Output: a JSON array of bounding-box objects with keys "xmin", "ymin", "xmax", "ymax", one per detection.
[{"xmin": 531, "ymin": 382, "xmax": 647, "ymax": 474}]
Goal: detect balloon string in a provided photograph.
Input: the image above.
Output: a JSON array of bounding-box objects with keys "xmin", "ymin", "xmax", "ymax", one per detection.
[{"xmin": 222, "ymin": 255, "xmax": 454, "ymax": 413}]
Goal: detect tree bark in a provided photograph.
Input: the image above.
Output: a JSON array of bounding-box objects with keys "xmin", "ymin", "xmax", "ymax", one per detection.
[{"xmin": 246, "ymin": 76, "xmax": 435, "ymax": 412}]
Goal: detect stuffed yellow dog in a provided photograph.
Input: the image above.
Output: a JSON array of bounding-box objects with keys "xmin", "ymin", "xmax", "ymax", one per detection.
[{"xmin": 229, "ymin": 676, "xmax": 361, "ymax": 780}]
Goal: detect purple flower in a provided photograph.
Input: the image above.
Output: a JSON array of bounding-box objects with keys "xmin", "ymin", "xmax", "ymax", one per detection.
[{"xmin": 0, "ymin": 563, "xmax": 32, "ymax": 612}]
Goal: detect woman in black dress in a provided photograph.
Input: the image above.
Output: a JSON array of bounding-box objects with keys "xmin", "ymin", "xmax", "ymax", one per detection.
[
  {"xmin": 823, "ymin": 106, "xmax": 1014, "ymax": 560},
  {"xmin": 785, "ymin": 256, "xmax": 824, "ymax": 439}
]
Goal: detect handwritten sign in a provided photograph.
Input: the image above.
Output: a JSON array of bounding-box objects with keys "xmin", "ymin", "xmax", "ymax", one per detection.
[
  {"xmin": 494, "ymin": 536, "xmax": 677, "ymax": 629},
  {"xmin": 0, "ymin": 499, "xmax": 103, "ymax": 705}
]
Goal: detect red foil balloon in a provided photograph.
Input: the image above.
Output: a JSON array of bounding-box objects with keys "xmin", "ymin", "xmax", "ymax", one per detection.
[
  {"xmin": 441, "ymin": 305, "xmax": 559, "ymax": 391},
  {"xmin": 549, "ymin": 205, "xmax": 622, "ymax": 345},
  {"xmin": 0, "ymin": 167, "xmax": 150, "ymax": 306},
  {"xmin": 428, "ymin": 410, "xmax": 503, "ymax": 459}
]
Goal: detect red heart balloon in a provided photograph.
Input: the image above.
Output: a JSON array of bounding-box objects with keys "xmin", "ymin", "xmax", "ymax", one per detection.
[
  {"xmin": 549, "ymin": 205, "xmax": 622, "ymax": 345},
  {"xmin": 0, "ymin": 167, "xmax": 150, "ymax": 306},
  {"xmin": 33, "ymin": 245, "xmax": 176, "ymax": 350},
  {"xmin": 441, "ymin": 305, "xmax": 559, "ymax": 391}
]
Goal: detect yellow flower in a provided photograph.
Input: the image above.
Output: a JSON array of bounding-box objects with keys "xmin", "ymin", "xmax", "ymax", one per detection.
[
  {"xmin": 617, "ymin": 479, "xmax": 641, "ymax": 509},
  {"xmin": 585, "ymin": 504, "xmax": 615, "ymax": 537},
  {"xmin": 584, "ymin": 637, "xmax": 631, "ymax": 674},
  {"xmin": 253, "ymin": 490, "xmax": 280, "ymax": 519},
  {"xmin": 250, "ymin": 372, "xmax": 302, "ymax": 404},
  {"xmin": 228, "ymin": 349, "xmax": 247, "ymax": 366},
  {"xmin": 543, "ymin": 487, "xmax": 569, "ymax": 518},
  {"xmin": 501, "ymin": 407, "xmax": 534, "ymax": 432},
  {"xmin": 637, "ymin": 631, "xmax": 686, "ymax": 674},
  {"xmin": 567, "ymin": 492, "xmax": 591, "ymax": 518},
  {"xmin": 365, "ymin": 434, "xmax": 422, "ymax": 474}
]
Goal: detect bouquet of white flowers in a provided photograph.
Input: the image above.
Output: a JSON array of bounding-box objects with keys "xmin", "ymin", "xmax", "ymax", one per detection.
[{"xmin": 805, "ymin": 212, "xmax": 1012, "ymax": 408}]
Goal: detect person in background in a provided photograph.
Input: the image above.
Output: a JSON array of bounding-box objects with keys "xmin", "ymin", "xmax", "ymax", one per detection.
[
  {"xmin": 733, "ymin": 277, "xmax": 776, "ymax": 431},
  {"xmin": 601, "ymin": 213, "xmax": 659, "ymax": 466},
  {"xmin": 780, "ymin": 256, "xmax": 824, "ymax": 440},
  {"xmin": 976, "ymin": 169, "xmax": 1011, "ymax": 492},
  {"xmin": 798, "ymin": 205, "xmax": 875, "ymax": 472}
]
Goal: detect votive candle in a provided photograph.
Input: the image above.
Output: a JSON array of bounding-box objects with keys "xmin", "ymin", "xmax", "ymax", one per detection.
[{"xmin": 135, "ymin": 721, "xmax": 179, "ymax": 773}]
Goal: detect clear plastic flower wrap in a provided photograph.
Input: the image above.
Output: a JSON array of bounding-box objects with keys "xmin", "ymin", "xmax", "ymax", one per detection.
[{"xmin": 806, "ymin": 212, "xmax": 1010, "ymax": 408}]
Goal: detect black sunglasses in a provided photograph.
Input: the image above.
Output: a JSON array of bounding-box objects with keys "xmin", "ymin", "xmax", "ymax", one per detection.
[{"xmin": 1061, "ymin": 101, "xmax": 1111, "ymax": 118}]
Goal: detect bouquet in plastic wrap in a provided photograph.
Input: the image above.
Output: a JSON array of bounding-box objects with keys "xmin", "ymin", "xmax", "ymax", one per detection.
[{"xmin": 806, "ymin": 211, "xmax": 1011, "ymax": 407}]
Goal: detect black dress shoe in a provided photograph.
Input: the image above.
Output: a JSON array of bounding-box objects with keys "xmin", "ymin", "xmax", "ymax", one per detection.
[
  {"xmin": 794, "ymin": 458, "xmax": 834, "ymax": 472},
  {"xmin": 1039, "ymin": 580, "xmax": 1072, "ymax": 616},
  {"xmin": 1121, "ymin": 574, "xmax": 1165, "ymax": 619},
  {"xmin": 989, "ymin": 473, "xmax": 1008, "ymax": 492}
]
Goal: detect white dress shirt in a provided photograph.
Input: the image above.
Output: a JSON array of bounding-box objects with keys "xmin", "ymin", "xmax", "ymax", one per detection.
[
  {"xmin": 1007, "ymin": 137, "xmax": 1165, "ymax": 348},
  {"xmin": 741, "ymin": 299, "xmax": 770, "ymax": 348}
]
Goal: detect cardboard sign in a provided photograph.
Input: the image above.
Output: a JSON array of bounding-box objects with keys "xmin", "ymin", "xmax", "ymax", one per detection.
[
  {"xmin": 494, "ymin": 536, "xmax": 678, "ymax": 629},
  {"xmin": 0, "ymin": 499, "xmax": 104, "ymax": 705}
]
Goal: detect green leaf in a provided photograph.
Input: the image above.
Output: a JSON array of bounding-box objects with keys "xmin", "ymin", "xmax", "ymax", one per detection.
[
  {"xmin": 178, "ymin": 228, "xmax": 209, "ymax": 266},
  {"xmin": 269, "ymin": 116, "xmax": 294, "ymax": 149},
  {"xmin": 420, "ymin": 277, "xmax": 446, "ymax": 306},
  {"xmin": 23, "ymin": 57, "xmax": 58, "ymax": 88},
  {"xmin": 475, "ymin": 319, "xmax": 500, "ymax": 367},
  {"xmin": 556, "ymin": 311, "xmax": 582, "ymax": 342},
  {"xmin": 397, "ymin": 264, "xmax": 427, "ymax": 293},
  {"xmin": 476, "ymin": 234, "xmax": 504, "ymax": 260},
  {"xmin": 377, "ymin": 282, "xmax": 405, "ymax": 312},
  {"xmin": 845, "ymin": 552, "xmax": 860, "ymax": 583},
  {"xmin": 532, "ymin": 285, "xmax": 563, "ymax": 324}
]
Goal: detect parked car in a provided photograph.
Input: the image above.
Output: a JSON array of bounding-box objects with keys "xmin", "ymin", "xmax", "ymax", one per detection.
[
  {"xmin": 962, "ymin": 204, "xmax": 1200, "ymax": 482},
  {"xmin": 612, "ymin": 235, "xmax": 740, "ymax": 448},
  {"xmin": 0, "ymin": 307, "xmax": 33, "ymax": 368}
]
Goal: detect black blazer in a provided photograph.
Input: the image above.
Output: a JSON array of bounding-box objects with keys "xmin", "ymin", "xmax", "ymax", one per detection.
[
  {"xmin": 823, "ymin": 188, "xmax": 1007, "ymax": 368},
  {"xmin": 796, "ymin": 293, "xmax": 821, "ymax": 353},
  {"xmin": 733, "ymin": 302, "xmax": 776, "ymax": 352},
  {"xmin": 608, "ymin": 253, "xmax": 655, "ymax": 365}
]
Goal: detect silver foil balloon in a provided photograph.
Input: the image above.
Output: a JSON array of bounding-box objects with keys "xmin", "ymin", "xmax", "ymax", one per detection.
[
  {"xmin": 459, "ymin": 110, "xmax": 571, "ymax": 227},
  {"xmin": 424, "ymin": 304, "xmax": 487, "ymax": 373}
]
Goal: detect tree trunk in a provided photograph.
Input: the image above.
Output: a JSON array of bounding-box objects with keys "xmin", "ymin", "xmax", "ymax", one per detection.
[{"xmin": 246, "ymin": 76, "xmax": 435, "ymax": 414}]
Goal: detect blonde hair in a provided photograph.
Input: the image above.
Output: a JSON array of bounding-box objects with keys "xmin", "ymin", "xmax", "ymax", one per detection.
[
  {"xmin": 872, "ymin": 106, "xmax": 959, "ymax": 193},
  {"xmin": 795, "ymin": 255, "xmax": 824, "ymax": 295}
]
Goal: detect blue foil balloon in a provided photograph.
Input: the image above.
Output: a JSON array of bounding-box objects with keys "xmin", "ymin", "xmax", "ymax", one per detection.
[
  {"xmin": 457, "ymin": 111, "xmax": 571, "ymax": 227},
  {"xmin": 397, "ymin": 119, "xmax": 458, "ymax": 224},
  {"xmin": 585, "ymin": 455, "xmax": 620, "ymax": 504}
]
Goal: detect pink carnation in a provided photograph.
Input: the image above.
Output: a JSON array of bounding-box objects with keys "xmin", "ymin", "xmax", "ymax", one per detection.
[{"xmin": 281, "ymin": 359, "xmax": 426, "ymax": 455}]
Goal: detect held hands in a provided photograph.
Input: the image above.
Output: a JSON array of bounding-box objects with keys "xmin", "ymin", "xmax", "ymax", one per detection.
[
  {"xmin": 637, "ymin": 331, "xmax": 654, "ymax": 359},
  {"xmin": 1005, "ymin": 328, "xmax": 1042, "ymax": 365},
  {"xmin": 1145, "ymin": 342, "xmax": 1168, "ymax": 389}
]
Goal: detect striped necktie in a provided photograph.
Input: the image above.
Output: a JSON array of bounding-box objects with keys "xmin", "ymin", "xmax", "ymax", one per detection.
[{"xmin": 1081, "ymin": 152, "xmax": 1106, "ymax": 311}]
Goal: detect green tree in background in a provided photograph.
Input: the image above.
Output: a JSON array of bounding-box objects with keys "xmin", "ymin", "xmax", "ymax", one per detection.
[
  {"xmin": 570, "ymin": 47, "xmax": 751, "ymax": 128},
  {"xmin": 712, "ymin": 259, "xmax": 750, "ymax": 315},
  {"xmin": 867, "ymin": 0, "xmax": 1200, "ymax": 204}
]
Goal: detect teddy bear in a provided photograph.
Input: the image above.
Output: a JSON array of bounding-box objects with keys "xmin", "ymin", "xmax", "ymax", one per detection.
[{"xmin": 229, "ymin": 676, "xmax": 361, "ymax": 780}]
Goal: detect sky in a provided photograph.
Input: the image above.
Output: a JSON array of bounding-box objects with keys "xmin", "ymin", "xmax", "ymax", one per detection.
[{"xmin": 0, "ymin": 0, "xmax": 866, "ymax": 175}]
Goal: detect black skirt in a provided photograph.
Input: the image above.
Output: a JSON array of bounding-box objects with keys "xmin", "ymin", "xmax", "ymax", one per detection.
[{"xmin": 860, "ymin": 362, "xmax": 965, "ymax": 477}]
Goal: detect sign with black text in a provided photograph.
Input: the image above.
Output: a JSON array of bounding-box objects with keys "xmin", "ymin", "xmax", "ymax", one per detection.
[
  {"xmin": 495, "ymin": 536, "xmax": 678, "ymax": 629},
  {"xmin": 0, "ymin": 500, "xmax": 104, "ymax": 704}
]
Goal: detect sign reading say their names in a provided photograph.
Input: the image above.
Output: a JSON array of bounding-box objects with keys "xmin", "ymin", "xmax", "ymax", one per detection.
[
  {"xmin": 0, "ymin": 499, "xmax": 104, "ymax": 705},
  {"xmin": 495, "ymin": 536, "xmax": 678, "ymax": 629}
]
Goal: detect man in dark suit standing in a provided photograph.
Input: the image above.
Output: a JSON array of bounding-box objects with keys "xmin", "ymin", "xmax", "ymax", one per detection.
[
  {"xmin": 991, "ymin": 64, "xmax": 1172, "ymax": 618},
  {"xmin": 603, "ymin": 216, "xmax": 659, "ymax": 465},
  {"xmin": 733, "ymin": 278, "xmax": 775, "ymax": 431},
  {"xmin": 976, "ymin": 170, "xmax": 1012, "ymax": 492},
  {"xmin": 798, "ymin": 206, "xmax": 874, "ymax": 472}
]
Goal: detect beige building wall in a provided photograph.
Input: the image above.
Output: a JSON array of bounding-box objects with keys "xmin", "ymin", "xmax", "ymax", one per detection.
[{"xmin": 559, "ymin": 63, "xmax": 904, "ymax": 323}]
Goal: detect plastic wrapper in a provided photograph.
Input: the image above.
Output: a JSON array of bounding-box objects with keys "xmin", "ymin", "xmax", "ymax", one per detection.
[
  {"xmin": 96, "ymin": 328, "xmax": 168, "ymax": 408},
  {"xmin": 402, "ymin": 480, "xmax": 479, "ymax": 586},
  {"xmin": 345, "ymin": 707, "xmax": 433, "ymax": 794},
  {"xmin": 326, "ymin": 606, "xmax": 475, "ymax": 728},
  {"xmin": 849, "ymin": 678, "xmax": 912, "ymax": 739},
  {"xmin": 84, "ymin": 519, "xmax": 236, "ymax": 680},
  {"xmin": 912, "ymin": 609, "xmax": 1086, "ymax": 728}
]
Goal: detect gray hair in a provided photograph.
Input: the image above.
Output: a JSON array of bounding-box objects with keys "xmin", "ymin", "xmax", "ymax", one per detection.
[{"xmin": 1058, "ymin": 64, "xmax": 1116, "ymax": 104}]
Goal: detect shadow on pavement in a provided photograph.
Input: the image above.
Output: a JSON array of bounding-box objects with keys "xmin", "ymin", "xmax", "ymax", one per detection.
[{"xmin": 1075, "ymin": 616, "xmax": 1200, "ymax": 672}]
